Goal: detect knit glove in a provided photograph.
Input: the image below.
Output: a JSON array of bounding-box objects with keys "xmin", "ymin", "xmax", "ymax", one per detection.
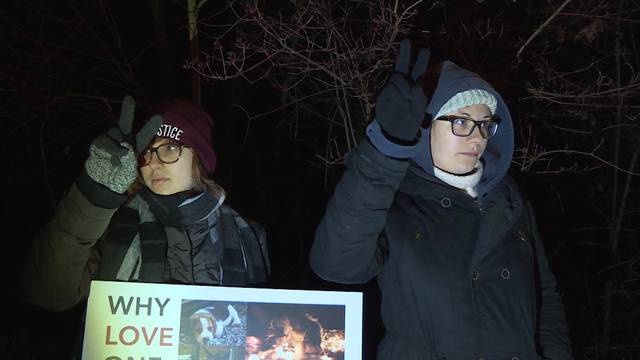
[
  {"xmin": 375, "ymin": 39, "xmax": 430, "ymax": 142},
  {"xmin": 85, "ymin": 95, "xmax": 162, "ymax": 194}
]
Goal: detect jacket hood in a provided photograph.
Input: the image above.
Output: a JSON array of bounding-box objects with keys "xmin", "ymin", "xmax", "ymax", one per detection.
[{"xmin": 412, "ymin": 61, "xmax": 514, "ymax": 198}]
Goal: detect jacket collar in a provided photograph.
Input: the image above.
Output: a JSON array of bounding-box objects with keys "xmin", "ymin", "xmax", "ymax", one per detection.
[
  {"xmin": 401, "ymin": 164, "xmax": 523, "ymax": 214},
  {"xmin": 400, "ymin": 164, "xmax": 474, "ymax": 200}
]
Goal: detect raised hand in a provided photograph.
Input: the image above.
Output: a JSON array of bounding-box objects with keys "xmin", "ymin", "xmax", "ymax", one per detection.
[
  {"xmin": 85, "ymin": 95, "xmax": 162, "ymax": 194},
  {"xmin": 375, "ymin": 39, "xmax": 430, "ymax": 142}
]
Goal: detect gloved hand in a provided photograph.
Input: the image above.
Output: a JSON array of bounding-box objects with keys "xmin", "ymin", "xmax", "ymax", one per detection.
[
  {"xmin": 375, "ymin": 39, "xmax": 430, "ymax": 142},
  {"xmin": 84, "ymin": 95, "xmax": 162, "ymax": 194}
]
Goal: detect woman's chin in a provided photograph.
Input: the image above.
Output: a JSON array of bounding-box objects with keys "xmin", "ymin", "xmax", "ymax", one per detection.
[
  {"xmin": 146, "ymin": 182, "xmax": 176, "ymax": 196},
  {"xmin": 149, "ymin": 188, "xmax": 172, "ymax": 196},
  {"xmin": 439, "ymin": 164, "xmax": 477, "ymax": 176}
]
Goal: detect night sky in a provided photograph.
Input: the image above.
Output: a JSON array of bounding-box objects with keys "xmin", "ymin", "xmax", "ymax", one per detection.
[{"xmin": 1, "ymin": 1, "xmax": 639, "ymax": 359}]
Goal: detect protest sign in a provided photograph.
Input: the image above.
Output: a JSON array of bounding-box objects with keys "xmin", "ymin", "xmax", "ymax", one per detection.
[{"xmin": 83, "ymin": 280, "xmax": 362, "ymax": 360}]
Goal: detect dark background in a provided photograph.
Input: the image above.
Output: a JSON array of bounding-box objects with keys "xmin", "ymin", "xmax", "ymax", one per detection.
[{"xmin": 1, "ymin": 0, "xmax": 639, "ymax": 359}]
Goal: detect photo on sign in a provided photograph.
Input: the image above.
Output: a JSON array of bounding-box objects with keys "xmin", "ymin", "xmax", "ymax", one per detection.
[
  {"xmin": 178, "ymin": 299, "xmax": 247, "ymax": 360},
  {"xmin": 82, "ymin": 281, "xmax": 361, "ymax": 360},
  {"xmin": 245, "ymin": 302, "xmax": 346, "ymax": 360}
]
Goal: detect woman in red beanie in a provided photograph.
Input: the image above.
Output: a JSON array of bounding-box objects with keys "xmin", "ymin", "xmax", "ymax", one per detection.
[{"xmin": 23, "ymin": 96, "xmax": 270, "ymax": 312}]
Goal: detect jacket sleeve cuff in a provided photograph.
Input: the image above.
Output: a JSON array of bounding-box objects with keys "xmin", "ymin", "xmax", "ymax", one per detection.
[
  {"xmin": 365, "ymin": 120, "xmax": 422, "ymax": 159},
  {"xmin": 76, "ymin": 171, "xmax": 128, "ymax": 209}
]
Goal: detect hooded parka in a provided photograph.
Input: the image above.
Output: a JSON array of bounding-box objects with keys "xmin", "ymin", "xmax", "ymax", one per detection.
[{"xmin": 310, "ymin": 61, "xmax": 573, "ymax": 359}]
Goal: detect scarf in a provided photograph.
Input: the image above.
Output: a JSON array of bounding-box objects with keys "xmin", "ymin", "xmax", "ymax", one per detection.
[
  {"xmin": 138, "ymin": 187, "xmax": 223, "ymax": 227},
  {"xmin": 433, "ymin": 161, "xmax": 484, "ymax": 198},
  {"xmin": 94, "ymin": 189, "xmax": 268, "ymax": 285}
]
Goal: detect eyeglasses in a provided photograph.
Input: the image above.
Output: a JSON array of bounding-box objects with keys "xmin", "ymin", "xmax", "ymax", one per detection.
[
  {"xmin": 434, "ymin": 115, "xmax": 499, "ymax": 139},
  {"xmin": 138, "ymin": 142, "xmax": 189, "ymax": 167}
]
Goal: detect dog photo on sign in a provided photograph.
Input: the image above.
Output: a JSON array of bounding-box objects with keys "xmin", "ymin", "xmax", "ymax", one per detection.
[{"xmin": 179, "ymin": 299, "xmax": 247, "ymax": 360}]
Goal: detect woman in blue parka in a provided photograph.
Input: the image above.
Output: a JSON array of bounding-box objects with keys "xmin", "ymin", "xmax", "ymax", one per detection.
[{"xmin": 310, "ymin": 40, "xmax": 573, "ymax": 359}]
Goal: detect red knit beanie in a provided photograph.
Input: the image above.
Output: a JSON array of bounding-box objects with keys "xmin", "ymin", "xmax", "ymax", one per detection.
[{"xmin": 150, "ymin": 99, "xmax": 217, "ymax": 173}]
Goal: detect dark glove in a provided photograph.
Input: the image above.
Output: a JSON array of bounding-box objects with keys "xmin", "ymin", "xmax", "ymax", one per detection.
[
  {"xmin": 375, "ymin": 39, "xmax": 430, "ymax": 142},
  {"xmin": 84, "ymin": 95, "xmax": 162, "ymax": 194}
]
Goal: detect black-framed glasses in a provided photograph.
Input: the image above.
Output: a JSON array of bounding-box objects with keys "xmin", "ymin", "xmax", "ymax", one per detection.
[
  {"xmin": 138, "ymin": 142, "xmax": 190, "ymax": 167},
  {"xmin": 434, "ymin": 115, "xmax": 499, "ymax": 139}
]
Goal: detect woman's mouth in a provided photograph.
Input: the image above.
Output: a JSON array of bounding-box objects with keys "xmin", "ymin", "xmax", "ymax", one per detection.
[
  {"xmin": 459, "ymin": 152, "xmax": 478, "ymax": 158},
  {"xmin": 151, "ymin": 177, "xmax": 169, "ymax": 184}
]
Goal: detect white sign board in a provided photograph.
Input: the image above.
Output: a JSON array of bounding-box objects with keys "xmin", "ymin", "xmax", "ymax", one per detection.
[{"xmin": 83, "ymin": 280, "xmax": 362, "ymax": 360}]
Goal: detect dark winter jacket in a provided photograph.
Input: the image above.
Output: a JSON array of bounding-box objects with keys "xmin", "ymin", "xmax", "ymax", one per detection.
[
  {"xmin": 310, "ymin": 61, "xmax": 573, "ymax": 359},
  {"xmin": 23, "ymin": 173, "xmax": 269, "ymax": 312}
]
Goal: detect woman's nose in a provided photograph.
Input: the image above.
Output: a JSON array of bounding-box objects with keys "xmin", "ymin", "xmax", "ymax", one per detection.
[
  {"xmin": 467, "ymin": 126, "xmax": 483, "ymax": 142},
  {"xmin": 147, "ymin": 151, "xmax": 163, "ymax": 168}
]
